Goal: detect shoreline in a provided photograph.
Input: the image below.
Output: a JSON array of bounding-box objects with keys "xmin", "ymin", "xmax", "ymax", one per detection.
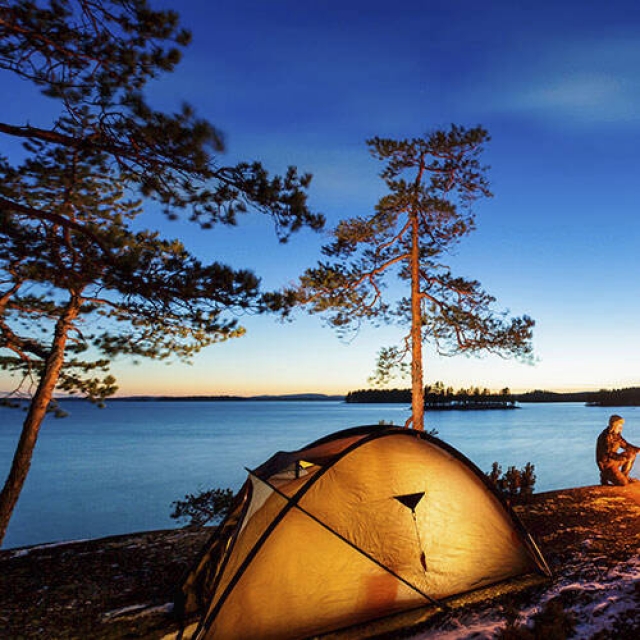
[{"xmin": 1, "ymin": 484, "xmax": 638, "ymax": 639}]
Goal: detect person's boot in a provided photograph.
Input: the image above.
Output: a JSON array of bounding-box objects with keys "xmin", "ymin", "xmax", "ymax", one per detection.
[{"xmin": 611, "ymin": 468, "xmax": 629, "ymax": 486}]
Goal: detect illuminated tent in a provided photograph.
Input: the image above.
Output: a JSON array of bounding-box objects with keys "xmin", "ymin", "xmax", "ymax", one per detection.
[{"xmin": 176, "ymin": 425, "xmax": 550, "ymax": 640}]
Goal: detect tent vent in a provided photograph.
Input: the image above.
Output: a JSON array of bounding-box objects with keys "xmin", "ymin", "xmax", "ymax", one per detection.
[{"xmin": 394, "ymin": 492, "xmax": 425, "ymax": 512}]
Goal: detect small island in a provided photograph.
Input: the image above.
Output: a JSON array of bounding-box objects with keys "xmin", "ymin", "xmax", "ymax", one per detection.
[{"xmin": 346, "ymin": 383, "xmax": 517, "ymax": 410}]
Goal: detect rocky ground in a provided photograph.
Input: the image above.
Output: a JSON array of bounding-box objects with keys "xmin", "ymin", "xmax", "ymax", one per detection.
[{"xmin": 0, "ymin": 484, "xmax": 638, "ymax": 639}]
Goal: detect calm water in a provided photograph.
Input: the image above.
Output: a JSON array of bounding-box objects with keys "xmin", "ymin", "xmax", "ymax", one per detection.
[{"xmin": 1, "ymin": 400, "xmax": 638, "ymax": 549}]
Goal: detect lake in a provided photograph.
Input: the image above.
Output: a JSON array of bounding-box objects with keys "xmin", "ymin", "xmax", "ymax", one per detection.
[{"xmin": 1, "ymin": 400, "xmax": 638, "ymax": 550}]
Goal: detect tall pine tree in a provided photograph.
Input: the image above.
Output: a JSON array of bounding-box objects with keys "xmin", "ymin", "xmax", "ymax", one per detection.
[
  {"xmin": 299, "ymin": 126, "xmax": 533, "ymax": 430},
  {"xmin": 0, "ymin": 0, "xmax": 323, "ymax": 546}
]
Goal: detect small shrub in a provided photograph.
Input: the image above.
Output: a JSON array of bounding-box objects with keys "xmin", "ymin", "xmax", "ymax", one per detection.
[
  {"xmin": 170, "ymin": 487, "xmax": 235, "ymax": 527},
  {"xmin": 486, "ymin": 462, "xmax": 536, "ymax": 503}
]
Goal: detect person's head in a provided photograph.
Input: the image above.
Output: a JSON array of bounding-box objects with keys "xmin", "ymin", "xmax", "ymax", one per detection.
[{"xmin": 608, "ymin": 414, "xmax": 624, "ymax": 433}]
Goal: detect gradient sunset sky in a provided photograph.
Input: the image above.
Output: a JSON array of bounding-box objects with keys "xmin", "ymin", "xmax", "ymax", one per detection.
[{"xmin": 5, "ymin": 0, "xmax": 640, "ymax": 396}]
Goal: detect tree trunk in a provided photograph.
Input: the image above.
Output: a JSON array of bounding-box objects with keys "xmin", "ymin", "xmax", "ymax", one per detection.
[
  {"xmin": 410, "ymin": 202, "xmax": 424, "ymax": 431},
  {"xmin": 0, "ymin": 298, "xmax": 80, "ymax": 547},
  {"xmin": 407, "ymin": 157, "xmax": 426, "ymax": 431}
]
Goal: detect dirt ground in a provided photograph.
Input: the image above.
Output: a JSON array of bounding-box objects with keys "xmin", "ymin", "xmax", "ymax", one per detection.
[{"xmin": 0, "ymin": 484, "xmax": 638, "ymax": 639}]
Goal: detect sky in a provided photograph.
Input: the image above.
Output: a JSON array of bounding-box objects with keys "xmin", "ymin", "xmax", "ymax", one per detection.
[{"xmin": 5, "ymin": 0, "xmax": 640, "ymax": 396}]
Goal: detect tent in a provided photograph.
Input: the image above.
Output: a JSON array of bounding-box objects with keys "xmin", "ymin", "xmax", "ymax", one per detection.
[{"xmin": 176, "ymin": 425, "xmax": 551, "ymax": 640}]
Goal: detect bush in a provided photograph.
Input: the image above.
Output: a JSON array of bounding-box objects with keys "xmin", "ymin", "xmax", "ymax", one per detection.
[
  {"xmin": 486, "ymin": 462, "xmax": 536, "ymax": 503},
  {"xmin": 170, "ymin": 487, "xmax": 235, "ymax": 527}
]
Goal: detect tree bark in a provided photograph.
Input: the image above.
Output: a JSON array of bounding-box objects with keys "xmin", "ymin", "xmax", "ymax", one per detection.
[
  {"xmin": 410, "ymin": 205, "xmax": 424, "ymax": 431},
  {"xmin": 0, "ymin": 297, "xmax": 80, "ymax": 547},
  {"xmin": 408, "ymin": 159, "xmax": 426, "ymax": 431}
]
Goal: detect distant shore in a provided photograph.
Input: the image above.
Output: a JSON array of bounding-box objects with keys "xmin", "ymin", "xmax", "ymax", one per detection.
[
  {"xmin": 56, "ymin": 393, "xmax": 346, "ymax": 403},
  {"xmin": 6, "ymin": 385, "xmax": 638, "ymax": 406}
]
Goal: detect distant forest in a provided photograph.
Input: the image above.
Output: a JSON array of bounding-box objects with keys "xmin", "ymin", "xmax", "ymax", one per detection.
[
  {"xmin": 519, "ymin": 388, "xmax": 640, "ymax": 406},
  {"xmin": 584, "ymin": 387, "xmax": 640, "ymax": 407},
  {"xmin": 346, "ymin": 385, "xmax": 640, "ymax": 407}
]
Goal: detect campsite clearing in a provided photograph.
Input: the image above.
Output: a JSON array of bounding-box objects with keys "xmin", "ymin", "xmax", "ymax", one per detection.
[{"xmin": 0, "ymin": 484, "xmax": 638, "ymax": 639}]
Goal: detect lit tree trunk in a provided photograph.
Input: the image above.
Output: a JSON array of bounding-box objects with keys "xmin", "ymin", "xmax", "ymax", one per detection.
[
  {"xmin": 410, "ymin": 201, "xmax": 424, "ymax": 431},
  {"xmin": 0, "ymin": 297, "xmax": 80, "ymax": 547},
  {"xmin": 408, "ymin": 157, "xmax": 426, "ymax": 431}
]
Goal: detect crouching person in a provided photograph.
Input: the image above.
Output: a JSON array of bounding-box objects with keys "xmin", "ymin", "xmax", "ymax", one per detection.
[{"xmin": 596, "ymin": 414, "xmax": 639, "ymax": 486}]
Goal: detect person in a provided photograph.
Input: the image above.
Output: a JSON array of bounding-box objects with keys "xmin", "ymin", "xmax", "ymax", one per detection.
[{"xmin": 596, "ymin": 414, "xmax": 640, "ymax": 486}]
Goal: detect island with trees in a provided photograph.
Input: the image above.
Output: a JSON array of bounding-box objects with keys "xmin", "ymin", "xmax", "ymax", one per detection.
[{"xmin": 346, "ymin": 382, "xmax": 517, "ymax": 410}]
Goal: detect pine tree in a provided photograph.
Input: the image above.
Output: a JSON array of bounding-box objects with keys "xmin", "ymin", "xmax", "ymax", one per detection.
[
  {"xmin": 0, "ymin": 0, "xmax": 323, "ymax": 546},
  {"xmin": 299, "ymin": 126, "xmax": 533, "ymax": 430}
]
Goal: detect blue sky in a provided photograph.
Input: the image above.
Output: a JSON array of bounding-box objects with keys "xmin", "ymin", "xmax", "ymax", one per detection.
[{"xmin": 5, "ymin": 0, "xmax": 640, "ymax": 395}]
